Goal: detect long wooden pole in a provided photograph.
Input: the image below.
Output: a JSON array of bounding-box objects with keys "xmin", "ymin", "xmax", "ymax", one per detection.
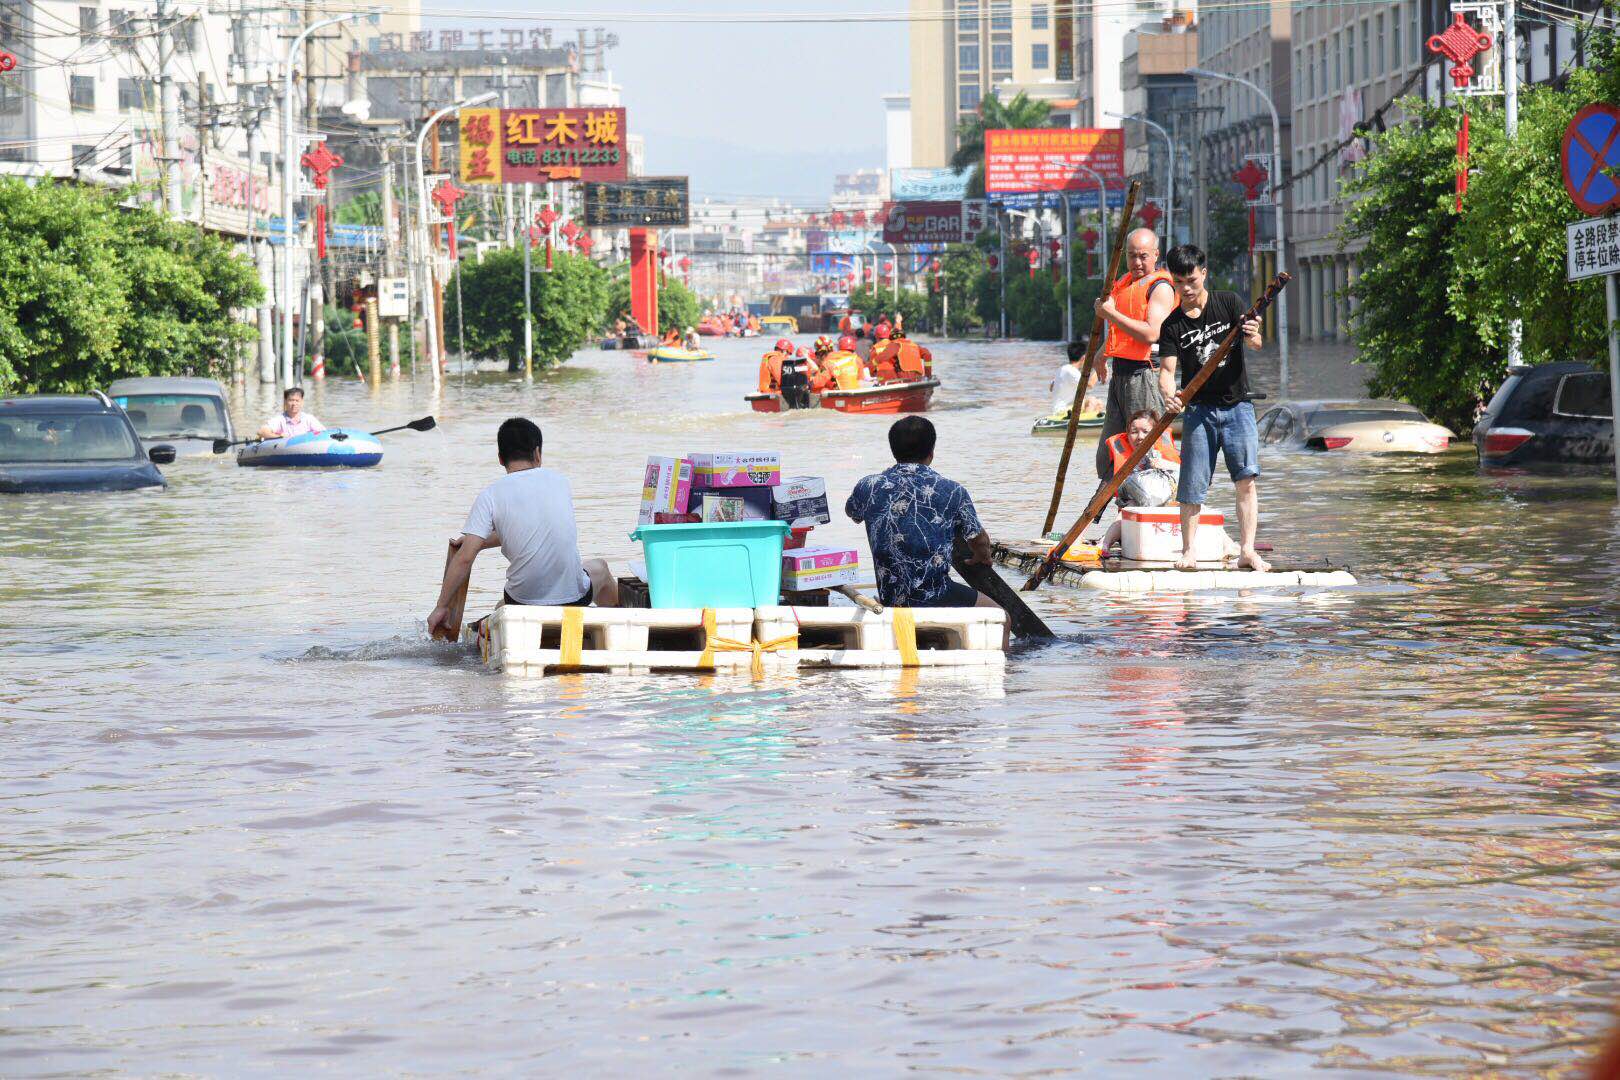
[
  {"xmin": 1040, "ymin": 180, "xmax": 1142, "ymax": 535},
  {"xmin": 1023, "ymin": 272, "xmax": 1292, "ymax": 592}
]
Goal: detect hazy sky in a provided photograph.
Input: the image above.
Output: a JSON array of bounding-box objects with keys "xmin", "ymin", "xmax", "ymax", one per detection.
[{"xmin": 430, "ymin": 1, "xmax": 909, "ymax": 202}]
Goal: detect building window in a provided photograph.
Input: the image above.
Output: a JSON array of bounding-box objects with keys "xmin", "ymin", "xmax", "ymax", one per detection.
[
  {"xmin": 1031, "ymin": 3, "xmax": 1048, "ymax": 29},
  {"xmin": 991, "ymin": 41, "xmax": 1012, "ymax": 70},
  {"xmin": 1332, "ymin": 32, "xmax": 1342, "ymax": 87},
  {"xmin": 1361, "ymin": 21, "xmax": 1370, "ymax": 79},
  {"xmin": 70, "ymin": 76, "xmax": 95, "ymax": 111},
  {"xmin": 959, "ymin": 43, "xmax": 979, "ymax": 72},
  {"xmin": 1306, "ymin": 43, "xmax": 1315, "ymax": 98},
  {"xmin": 108, "ymin": 8, "xmax": 137, "ymax": 51},
  {"xmin": 1347, "ymin": 33, "xmax": 1355, "ymax": 87},
  {"xmin": 72, "ymin": 144, "xmax": 98, "ymax": 168},
  {"xmin": 1377, "ymin": 13, "xmax": 1387, "ymax": 73},
  {"xmin": 118, "ymin": 143, "xmax": 132, "ymax": 170},
  {"xmin": 1032, "ymin": 42, "xmax": 1049, "ymax": 68},
  {"xmin": 958, "ymin": 83, "xmax": 981, "ymax": 110},
  {"xmin": 173, "ymin": 17, "xmax": 194, "ymax": 52},
  {"xmin": 118, "ymin": 77, "xmax": 141, "ymax": 109},
  {"xmin": 1411, "ymin": 5, "xmax": 1420, "ymax": 61},
  {"xmin": 1391, "ymin": 12, "xmax": 1401, "ymax": 71},
  {"xmin": 990, "ymin": 0, "xmax": 1011, "ymax": 31},
  {"xmin": 958, "ymin": 1, "xmax": 978, "ymax": 33},
  {"xmin": 79, "ymin": 5, "xmax": 97, "ymax": 36}
]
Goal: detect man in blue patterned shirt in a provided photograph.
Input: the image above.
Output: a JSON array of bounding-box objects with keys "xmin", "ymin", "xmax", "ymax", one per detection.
[{"xmin": 846, "ymin": 417, "xmax": 995, "ymax": 607}]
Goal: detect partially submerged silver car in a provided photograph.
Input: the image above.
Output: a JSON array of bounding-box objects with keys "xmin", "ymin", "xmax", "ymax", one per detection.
[{"xmin": 107, "ymin": 377, "xmax": 235, "ymax": 457}]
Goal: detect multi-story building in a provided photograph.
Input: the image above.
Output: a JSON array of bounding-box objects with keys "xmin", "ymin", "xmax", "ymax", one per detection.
[
  {"xmin": 1289, "ymin": 0, "xmax": 1596, "ymax": 341},
  {"xmin": 1120, "ymin": 15, "xmax": 1197, "ymax": 245},
  {"xmin": 1194, "ymin": 0, "xmax": 1292, "ymax": 328},
  {"xmin": 909, "ymin": 0, "xmax": 1070, "ymax": 168}
]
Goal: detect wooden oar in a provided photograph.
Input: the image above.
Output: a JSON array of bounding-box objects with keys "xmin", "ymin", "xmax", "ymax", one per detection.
[
  {"xmin": 1023, "ymin": 272, "xmax": 1292, "ymax": 592},
  {"xmin": 430, "ymin": 538, "xmax": 471, "ymax": 642},
  {"xmin": 212, "ymin": 416, "xmax": 435, "ymax": 454},
  {"xmin": 953, "ymin": 537, "xmax": 1055, "ymax": 640},
  {"xmin": 1039, "ymin": 179, "xmax": 1142, "ymax": 536}
]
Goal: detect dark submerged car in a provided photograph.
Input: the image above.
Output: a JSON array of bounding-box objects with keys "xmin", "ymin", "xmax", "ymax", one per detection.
[
  {"xmin": 1473, "ymin": 361, "xmax": 1615, "ymax": 468},
  {"xmin": 0, "ymin": 393, "xmax": 174, "ymax": 493}
]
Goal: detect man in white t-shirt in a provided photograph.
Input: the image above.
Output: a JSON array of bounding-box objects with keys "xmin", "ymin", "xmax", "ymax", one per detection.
[
  {"xmin": 427, "ymin": 418, "xmax": 616, "ymax": 638},
  {"xmin": 258, "ymin": 387, "xmax": 325, "ymax": 439}
]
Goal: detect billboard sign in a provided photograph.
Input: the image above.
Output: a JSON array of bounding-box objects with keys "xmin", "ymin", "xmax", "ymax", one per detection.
[
  {"xmin": 883, "ymin": 201, "xmax": 969, "ymax": 244},
  {"xmin": 811, "ymin": 253, "xmax": 857, "ymax": 276},
  {"xmin": 890, "ymin": 167, "xmax": 971, "ymax": 200},
  {"xmin": 984, "ymin": 128, "xmax": 1125, "ymax": 194},
  {"xmin": 582, "ymin": 176, "xmax": 689, "ymax": 227},
  {"xmin": 459, "ymin": 106, "xmax": 628, "ymax": 185}
]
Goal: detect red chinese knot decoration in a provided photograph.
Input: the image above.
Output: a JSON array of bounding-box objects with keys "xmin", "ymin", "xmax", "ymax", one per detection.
[
  {"xmin": 430, "ymin": 178, "xmax": 467, "ymax": 261},
  {"xmin": 300, "ymin": 141, "xmax": 343, "ymax": 259},
  {"xmin": 1137, "ymin": 201, "xmax": 1163, "ymax": 232},
  {"xmin": 1233, "ymin": 159, "xmax": 1268, "ymax": 254},
  {"xmin": 1428, "ymin": 12, "xmax": 1494, "ymax": 210}
]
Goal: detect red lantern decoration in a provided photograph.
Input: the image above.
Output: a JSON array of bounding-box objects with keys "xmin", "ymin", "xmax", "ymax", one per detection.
[
  {"xmin": 679, "ymin": 254, "xmax": 692, "ymax": 285},
  {"xmin": 299, "ymin": 140, "xmax": 343, "ymax": 260},
  {"xmin": 852, "ymin": 210, "xmax": 867, "ymax": 226},
  {"xmin": 1081, "ymin": 229, "xmax": 1099, "ymax": 277},
  {"xmin": 1026, "ymin": 248, "xmax": 1040, "ymax": 279},
  {"xmin": 1137, "ymin": 201, "xmax": 1163, "ymax": 232},
  {"xmin": 535, "ymin": 205, "xmax": 561, "ymax": 267},
  {"xmin": 1428, "ymin": 12, "xmax": 1495, "ymax": 211},
  {"xmin": 1233, "ymin": 159, "xmax": 1269, "ymax": 256},
  {"xmin": 575, "ymin": 232, "xmax": 594, "ymax": 256},
  {"xmin": 430, "ymin": 178, "xmax": 467, "ymax": 261},
  {"xmin": 986, "ymin": 252, "xmax": 1000, "ymax": 273},
  {"xmin": 831, "ymin": 211, "xmax": 846, "ymax": 227},
  {"xmin": 1047, "ymin": 238, "xmax": 1063, "ymax": 281}
]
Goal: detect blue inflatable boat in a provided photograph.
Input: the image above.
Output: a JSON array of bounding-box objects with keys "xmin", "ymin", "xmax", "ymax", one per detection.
[{"xmin": 236, "ymin": 428, "xmax": 383, "ymax": 468}]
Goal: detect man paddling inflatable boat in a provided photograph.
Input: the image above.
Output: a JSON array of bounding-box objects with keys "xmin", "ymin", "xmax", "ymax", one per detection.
[
  {"xmin": 427, "ymin": 418, "xmax": 617, "ymax": 639},
  {"xmin": 258, "ymin": 387, "xmax": 324, "ymax": 439}
]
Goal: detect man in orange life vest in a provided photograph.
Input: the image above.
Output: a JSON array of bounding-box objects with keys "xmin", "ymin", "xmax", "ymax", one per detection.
[{"xmin": 1089, "ymin": 228, "xmax": 1178, "ymax": 480}]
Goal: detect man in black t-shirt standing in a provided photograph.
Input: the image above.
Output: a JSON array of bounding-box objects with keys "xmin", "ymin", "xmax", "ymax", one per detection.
[{"xmin": 1156, "ymin": 244, "xmax": 1269, "ymax": 572}]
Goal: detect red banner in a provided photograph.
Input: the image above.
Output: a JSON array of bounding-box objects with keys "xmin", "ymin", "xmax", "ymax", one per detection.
[
  {"xmin": 460, "ymin": 107, "xmax": 628, "ymax": 185},
  {"xmin": 984, "ymin": 128, "xmax": 1124, "ymax": 194}
]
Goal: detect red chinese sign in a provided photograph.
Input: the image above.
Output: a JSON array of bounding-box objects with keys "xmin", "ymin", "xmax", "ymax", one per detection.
[
  {"xmin": 459, "ymin": 106, "xmax": 628, "ymax": 185},
  {"xmin": 984, "ymin": 128, "xmax": 1124, "ymax": 194}
]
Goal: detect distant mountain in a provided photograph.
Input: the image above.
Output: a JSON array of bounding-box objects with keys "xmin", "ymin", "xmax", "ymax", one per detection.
[{"xmin": 639, "ymin": 134, "xmax": 886, "ymax": 201}]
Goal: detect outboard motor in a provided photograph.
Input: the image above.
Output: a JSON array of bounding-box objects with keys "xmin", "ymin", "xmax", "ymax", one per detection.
[{"xmin": 779, "ymin": 356, "xmax": 813, "ymax": 409}]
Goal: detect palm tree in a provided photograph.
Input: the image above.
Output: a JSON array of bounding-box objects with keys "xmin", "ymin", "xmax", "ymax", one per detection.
[{"xmin": 950, "ymin": 91, "xmax": 1054, "ymax": 198}]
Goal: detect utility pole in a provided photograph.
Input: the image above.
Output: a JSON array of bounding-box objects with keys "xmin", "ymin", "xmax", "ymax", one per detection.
[
  {"xmin": 381, "ymin": 143, "xmax": 400, "ymax": 377},
  {"xmin": 522, "ymin": 181, "xmax": 533, "ymax": 374},
  {"xmin": 156, "ymin": 0, "xmax": 183, "ymax": 217},
  {"xmin": 304, "ymin": 0, "xmax": 325, "ymax": 382},
  {"xmin": 1505, "ymin": 0, "xmax": 1522, "ymax": 366}
]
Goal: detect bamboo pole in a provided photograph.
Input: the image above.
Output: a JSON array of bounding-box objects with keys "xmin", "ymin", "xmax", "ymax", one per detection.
[
  {"xmin": 1039, "ymin": 180, "xmax": 1142, "ymax": 536},
  {"xmin": 1023, "ymin": 272, "xmax": 1292, "ymax": 592}
]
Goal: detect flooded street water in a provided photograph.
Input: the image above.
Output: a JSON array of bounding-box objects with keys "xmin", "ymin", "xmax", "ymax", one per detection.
[{"xmin": 5, "ymin": 336, "xmax": 1620, "ymax": 1076}]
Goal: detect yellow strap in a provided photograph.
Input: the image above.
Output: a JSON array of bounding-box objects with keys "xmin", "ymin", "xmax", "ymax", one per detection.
[
  {"xmin": 478, "ymin": 617, "xmax": 490, "ymax": 664},
  {"xmin": 700, "ymin": 607, "xmax": 796, "ymax": 677},
  {"xmin": 893, "ymin": 607, "xmax": 920, "ymax": 667},
  {"xmin": 558, "ymin": 606, "xmax": 585, "ymax": 668}
]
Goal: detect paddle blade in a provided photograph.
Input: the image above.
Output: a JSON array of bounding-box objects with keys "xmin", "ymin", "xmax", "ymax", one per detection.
[{"xmin": 407, "ymin": 416, "xmax": 437, "ymax": 432}]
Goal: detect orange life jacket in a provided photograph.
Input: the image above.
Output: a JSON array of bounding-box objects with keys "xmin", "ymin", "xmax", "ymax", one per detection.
[
  {"xmin": 1103, "ymin": 269, "xmax": 1173, "ymax": 362},
  {"xmin": 1106, "ymin": 431, "xmax": 1181, "ymax": 477},
  {"xmin": 870, "ymin": 340, "xmax": 901, "ymax": 382},
  {"xmin": 758, "ymin": 351, "xmax": 786, "ymax": 392},
  {"xmin": 894, "ymin": 340, "xmax": 926, "ymax": 380},
  {"xmin": 825, "ymin": 351, "xmax": 863, "ymax": 391}
]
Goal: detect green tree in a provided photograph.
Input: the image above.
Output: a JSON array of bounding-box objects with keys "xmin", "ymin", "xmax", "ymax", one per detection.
[
  {"xmin": 950, "ymin": 92, "xmax": 1053, "ymax": 198},
  {"xmin": 333, "ymin": 191, "xmax": 381, "ymax": 226},
  {"xmin": 321, "ymin": 304, "xmax": 368, "ymax": 374},
  {"xmin": 1205, "ymin": 184, "xmax": 1253, "ymax": 293},
  {"xmin": 845, "ymin": 282, "xmax": 929, "ymax": 333},
  {"xmin": 447, "ymin": 247, "xmax": 609, "ymax": 371},
  {"xmin": 0, "ymin": 180, "xmax": 262, "ymax": 393},
  {"xmin": 606, "ymin": 269, "xmax": 701, "ymax": 335}
]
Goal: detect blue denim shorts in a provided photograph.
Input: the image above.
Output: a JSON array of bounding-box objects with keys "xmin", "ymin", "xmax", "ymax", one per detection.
[{"xmin": 1177, "ymin": 401, "xmax": 1260, "ymax": 506}]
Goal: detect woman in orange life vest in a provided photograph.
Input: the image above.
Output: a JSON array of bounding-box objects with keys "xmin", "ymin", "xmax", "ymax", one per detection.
[
  {"xmin": 1097, "ymin": 410, "xmax": 1240, "ymax": 559},
  {"xmin": 661, "ymin": 325, "xmax": 681, "ymax": 346}
]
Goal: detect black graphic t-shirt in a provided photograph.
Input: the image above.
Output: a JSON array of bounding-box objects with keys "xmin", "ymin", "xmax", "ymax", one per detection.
[{"xmin": 1159, "ymin": 290, "xmax": 1251, "ymax": 407}]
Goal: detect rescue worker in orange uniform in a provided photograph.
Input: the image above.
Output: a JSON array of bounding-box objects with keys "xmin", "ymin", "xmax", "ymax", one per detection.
[
  {"xmin": 868, "ymin": 321, "xmax": 900, "ymax": 382},
  {"xmin": 1090, "ymin": 228, "xmax": 1178, "ymax": 480},
  {"xmin": 807, "ymin": 336, "xmax": 837, "ymax": 391},
  {"xmin": 821, "ymin": 335, "xmax": 866, "ymax": 391},
  {"xmin": 757, "ymin": 337, "xmax": 796, "ymax": 393},
  {"xmin": 887, "ymin": 325, "xmax": 928, "ymax": 382}
]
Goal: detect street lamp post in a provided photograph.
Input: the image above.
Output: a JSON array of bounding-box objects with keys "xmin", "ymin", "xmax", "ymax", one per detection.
[
  {"xmin": 280, "ymin": 13, "xmax": 365, "ymax": 388},
  {"xmin": 1107, "ymin": 110, "xmax": 1175, "ymax": 246},
  {"xmin": 414, "ymin": 91, "xmax": 498, "ymax": 387},
  {"xmin": 1188, "ymin": 67, "xmax": 1290, "ymax": 396}
]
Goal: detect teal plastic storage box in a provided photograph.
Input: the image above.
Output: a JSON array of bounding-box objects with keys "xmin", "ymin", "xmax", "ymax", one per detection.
[{"xmin": 630, "ymin": 520, "xmax": 789, "ymax": 608}]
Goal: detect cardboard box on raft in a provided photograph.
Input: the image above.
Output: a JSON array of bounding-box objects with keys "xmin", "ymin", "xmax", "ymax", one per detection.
[
  {"xmin": 692, "ymin": 481, "xmax": 774, "ymax": 521},
  {"xmin": 638, "ymin": 456, "xmax": 693, "ymax": 526},
  {"xmin": 771, "ymin": 476, "xmax": 831, "ymax": 530},
  {"xmin": 783, "ymin": 546, "xmax": 860, "ymax": 590},
  {"xmin": 688, "ymin": 451, "xmax": 782, "ymax": 489}
]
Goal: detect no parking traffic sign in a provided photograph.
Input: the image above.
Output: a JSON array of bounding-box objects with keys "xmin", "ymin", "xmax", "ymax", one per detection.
[{"xmin": 1562, "ymin": 103, "xmax": 1620, "ymax": 216}]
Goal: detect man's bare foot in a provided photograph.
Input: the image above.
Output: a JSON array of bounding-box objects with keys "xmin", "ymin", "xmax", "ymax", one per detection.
[
  {"xmin": 1238, "ymin": 548, "xmax": 1271, "ymax": 573},
  {"xmin": 1173, "ymin": 553, "xmax": 1199, "ymax": 571}
]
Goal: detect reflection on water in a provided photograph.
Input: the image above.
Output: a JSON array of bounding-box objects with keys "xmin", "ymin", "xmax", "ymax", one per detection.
[{"xmin": 3, "ymin": 338, "xmax": 1619, "ymax": 1075}]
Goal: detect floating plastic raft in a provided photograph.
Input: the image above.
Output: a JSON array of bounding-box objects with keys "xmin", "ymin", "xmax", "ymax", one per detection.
[
  {"xmin": 464, "ymin": 604, "xmax": 1005, "ymax": 676},
  {"xmin": 236, "ymin": 428, "xmax": 382, "ymax": 468},
  {"xmin": 992, "ymin": 540, "xmax": 1357, "ymax": 592},
  {"xmin": 646, "ymin": 347, "xmax": 716, "ymax": 363}
]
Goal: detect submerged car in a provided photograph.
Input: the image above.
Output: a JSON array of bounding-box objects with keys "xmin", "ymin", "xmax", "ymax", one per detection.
[
  {"xmin": 1473, "ymin": 361, "xmax": 1614, "ymax": 469},
  {"xmin": 0, "ymin": 393, "xmax": 174, "ymax": 493},
  {"xmin": 107, "ymin": 376, "xmax": 234, "ymax": 457},
  {"xmin": 1258, "ymin": 399, "xmax": 1455, "ymax": 452}
]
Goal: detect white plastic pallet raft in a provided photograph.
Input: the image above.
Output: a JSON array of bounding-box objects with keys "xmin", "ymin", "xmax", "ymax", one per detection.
[
  {"xmin": 1079, "ymin": 568, "xmax": 1359, "ymax": 593},
  {"xmin": 465, "ymin": 604, "xmax": 1006, "ymax": 675}
]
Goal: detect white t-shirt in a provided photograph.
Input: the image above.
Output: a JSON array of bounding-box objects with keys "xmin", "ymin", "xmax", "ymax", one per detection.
[
  {"xmin": 264, "ymin": 412, "xmax": 324, "ymax": 437},
  {"xmin": 1049, "ymin": 362, "xmax": 1083, "ymax": 416},
  {"xmin": 462, "ymin": 468, "xmax": 591, "ymax": 605}
]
